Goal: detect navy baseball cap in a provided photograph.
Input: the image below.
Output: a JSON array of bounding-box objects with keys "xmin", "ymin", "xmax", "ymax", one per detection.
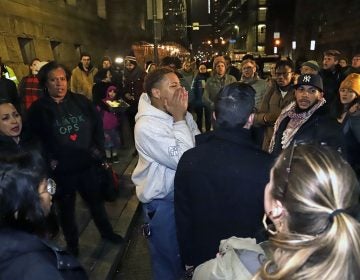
[{"xmin": 295, "ymin": 74, "xmax": 323, "ymax": 92}]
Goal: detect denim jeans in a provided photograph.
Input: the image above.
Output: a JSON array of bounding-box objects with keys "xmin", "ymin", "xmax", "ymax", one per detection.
[{"xmin": 143, "ymin": 198, "xmax": 184, "ymax": 280}]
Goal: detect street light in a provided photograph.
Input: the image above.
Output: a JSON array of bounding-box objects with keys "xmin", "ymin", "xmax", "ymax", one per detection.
[{"xmin": 114, "ymin": 57, "xmax": 124, "ymax": 64}]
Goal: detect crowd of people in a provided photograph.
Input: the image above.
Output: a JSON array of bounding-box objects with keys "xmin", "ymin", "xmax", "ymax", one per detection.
[
  {"xmin": 130, "ymin": 49, "xmax": 360, "ymax": 280},
  {"xmin": 0, "ymin": 47, "xmax": 359, "ymax": 279}
]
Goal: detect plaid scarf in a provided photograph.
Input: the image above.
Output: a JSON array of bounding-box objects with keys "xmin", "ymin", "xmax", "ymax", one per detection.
[{"xmin": 268, "ymin": 98, "xmax": 326, "ymax": 153}]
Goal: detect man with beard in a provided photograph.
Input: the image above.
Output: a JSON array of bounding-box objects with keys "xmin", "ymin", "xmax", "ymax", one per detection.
[
  {"xmin": 269, "ymin": 74, "xmax": 344, "ymax": 156},
  {"xmin": 202, "ymin": 56, "xmax": 237, "ymax": 114}
]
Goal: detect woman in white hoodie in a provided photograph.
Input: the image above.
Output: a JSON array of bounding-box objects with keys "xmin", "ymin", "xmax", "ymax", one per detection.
[{"xmin": 132, "ymin": 67, "xmax": 200, "ymax": 280}]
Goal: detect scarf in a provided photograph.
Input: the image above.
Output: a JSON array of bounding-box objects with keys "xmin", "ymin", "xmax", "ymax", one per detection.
[{"xmin": 268, "ymin": 98, "xmax": 326, "ymax": 153}]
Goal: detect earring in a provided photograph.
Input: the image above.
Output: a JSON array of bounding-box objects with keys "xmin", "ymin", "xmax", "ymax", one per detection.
[
  {"xmin": 272, "ymin": 207, "xmax": 282, "ymax": 217},
  {"xmin": 262, "ymin": 213, "xmax": 278, "ymax": 235}
]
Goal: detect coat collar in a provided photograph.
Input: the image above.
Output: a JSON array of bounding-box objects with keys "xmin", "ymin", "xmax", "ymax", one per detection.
[{"xmin": 195, "ymin": 127, "xmax": 256, "ymax": 148}]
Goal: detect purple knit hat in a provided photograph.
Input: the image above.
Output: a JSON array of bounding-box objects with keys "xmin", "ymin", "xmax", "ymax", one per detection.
[{"xmin": 106, "ymin": 85, "xmax": 117, "ymax": 95}]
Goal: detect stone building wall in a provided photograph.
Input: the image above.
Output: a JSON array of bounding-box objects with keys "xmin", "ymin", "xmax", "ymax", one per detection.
[{"xmin": 0, "ymin": 0, "xmax": 112, "ymax": 80}]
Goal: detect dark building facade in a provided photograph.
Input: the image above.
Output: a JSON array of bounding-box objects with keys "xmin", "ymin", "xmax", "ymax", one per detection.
[
  {"xmin": 0, "ymin": 0, "xmax": 149, "ymax": 79},
  {"xmin": 208, "ymin": 0, "xmax": 359, "ymax": 63},
  {"xmin": 293, "ymin": 0, "xmax": 360, "ymax": 62},
  {"xmin": 162, "ymin": 0, "xmax": 188, "ymax": 46}
]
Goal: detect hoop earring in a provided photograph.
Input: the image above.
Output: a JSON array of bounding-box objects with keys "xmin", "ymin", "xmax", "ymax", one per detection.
[{"xmin": 262, "ymin": 213, "xmax": 278, "ymax": 235}]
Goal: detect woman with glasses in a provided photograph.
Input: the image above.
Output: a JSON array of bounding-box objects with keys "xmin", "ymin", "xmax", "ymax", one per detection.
[
  {"xmin": 258, "ymin": 144, "xmax": 360, "ymax": 279},
  {"xmin": 0, "ymin": 151, "xmax": 87, "ymax": 279}
]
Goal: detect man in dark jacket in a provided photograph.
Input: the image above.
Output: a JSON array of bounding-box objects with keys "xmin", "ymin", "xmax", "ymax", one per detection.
[
  {"xmin": 319, "ymin": 49, "xmax": 344, "ymax": 112},
  {"xmin": 224, "ymin": 55, "xmax": 241, "ymax": 81},
  {"xmin": 269, "ymin": 74, "xmax": 344, "ymax": 155},
  {"xmin": 174, "ymin": 83, "xmax": 274, "ymax": 271}
]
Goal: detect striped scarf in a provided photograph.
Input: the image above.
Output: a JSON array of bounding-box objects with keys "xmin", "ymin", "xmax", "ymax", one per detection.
[{"xmin": 268, "ymin": 98, "xmax": 326, "ymax": 153}]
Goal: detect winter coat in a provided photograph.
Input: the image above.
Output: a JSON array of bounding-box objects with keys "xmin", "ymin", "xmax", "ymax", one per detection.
[
  {"xmin": 18, "ymin": 74, "xmax": 42, "ymax": 112},
  {"xmin": 240, "ymin": 74, "xmax": 268, "ymax": 109},
  {"xmin": 203, "ymin": 74, "xmax": 237, "ymax": 109},
  {"xmin": 174, "ymin": 127, "xmax": 273, "ymax": 267},
  {"xmin": 191, "ymin": 72, "xmax": 210, "ymax": 108},
  {"xmin": 342, "ymin": 110, "xmax": 360, "ymax": 178},
  {"xmin": 227, "ymin": 65, "xmax": 242, "ymax": 81},
  {"xmin": 0, "ymin": 124, "xmax": 40, "ymax": 153},
  {"xmin": 0, "ymin": 228, "xmax": 87, "ymax": 280},
  {"xmin": 271, "ymin": 105, "xmax": 344, "ymax": 156},
  {"xmin": 319, "ymin": 65, "xmax": 344, "ymax": 111},
  {"xmin": 123, "ymin": 66, "xmax": 146, "ymax": 112},
  {"xmin": 253, "ymin": 83, "xmax": 295, "ymax": 151},
  {"xmin": 70, "ymin": 64, "xmax": 98, "ymax": 100}
]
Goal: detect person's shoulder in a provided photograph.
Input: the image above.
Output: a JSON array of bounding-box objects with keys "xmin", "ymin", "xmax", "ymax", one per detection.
[
  {"xmin": 70, "ymin": 92, "xmax": 91, "ymax": 103},
  {"xmin": 90, "ymin": 66, "xmax": 98, "ymax": 74},
  {"xmin": 72, "ymin": 65, "xmax": 80, "ymax": 72},
  {"xmin": 179, "ymin": 132, "xmax": 216, "ymax": 161},
  {"xmin": 29, "ymin": 95, "xmax": 49, "ymax": 109},
  {"xmin": 2, "ymin": 77, "xmax": 17, "ymax": 87},
  {"xmin": 255, "ymin": 77, "xmax": 267, "ymax": 85},
  {"xmin": 226, "ymin": 74, "xmax": 237, "ymax": 81}
]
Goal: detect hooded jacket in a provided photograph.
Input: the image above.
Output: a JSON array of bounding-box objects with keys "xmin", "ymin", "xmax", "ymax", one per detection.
[{"xmin": 131, "ymin": 93, "xmax": 200, "ymax": 203}]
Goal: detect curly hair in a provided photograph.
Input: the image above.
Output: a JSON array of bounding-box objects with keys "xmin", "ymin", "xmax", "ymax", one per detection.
[{"xmin": 256, "ymin": 144, "xmax": 360, "ymax": 280}]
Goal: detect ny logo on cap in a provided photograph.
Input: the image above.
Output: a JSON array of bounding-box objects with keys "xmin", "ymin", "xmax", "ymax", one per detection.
[{"xmin": 303, "ymin": 75, "xmax": 311, "ymax": 82}]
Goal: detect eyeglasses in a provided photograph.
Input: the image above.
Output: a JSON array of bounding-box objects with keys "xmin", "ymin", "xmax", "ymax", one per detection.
[
  {"xmin": 40, "ymin": 178, "xmax": 56, "ymax": 195},
  {"xmin": 275, "ymin": 72, "xmax": 292, "ymax": 77}
]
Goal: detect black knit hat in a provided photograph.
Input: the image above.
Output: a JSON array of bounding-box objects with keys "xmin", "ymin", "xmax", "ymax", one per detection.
[{"xmin": 295, "ymin": 74, "xmax": 323, "ymax": 92}]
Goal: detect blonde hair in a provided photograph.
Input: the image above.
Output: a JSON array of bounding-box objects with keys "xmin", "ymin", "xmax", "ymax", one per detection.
[
  {"xmin": 241, "ymin": 58, "xmax": 257, "ymax": 69},
  {"xmin": 256, "ymin": 144, "xmax": 360, "ymax": 280}
]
